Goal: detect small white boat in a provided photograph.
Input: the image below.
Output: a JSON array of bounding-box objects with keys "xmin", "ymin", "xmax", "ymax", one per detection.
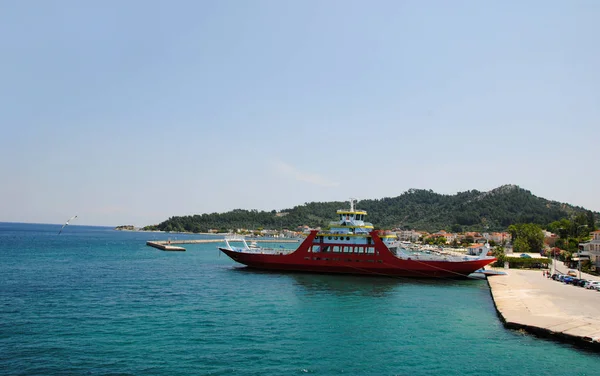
[{"xmin": 221, "ymin": 236, "xmax": 292, "ymax": 255}]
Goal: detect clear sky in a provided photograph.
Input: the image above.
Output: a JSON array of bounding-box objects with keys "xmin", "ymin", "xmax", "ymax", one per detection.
[{"xmin": 1, "ymin": 0, "xmax": 598, "ymax": 226}]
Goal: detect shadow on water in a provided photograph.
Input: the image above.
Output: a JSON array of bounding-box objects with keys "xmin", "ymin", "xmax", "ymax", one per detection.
[{"xmin": 227, "ymin": 266, "xmax": 486, "ymax": 297}]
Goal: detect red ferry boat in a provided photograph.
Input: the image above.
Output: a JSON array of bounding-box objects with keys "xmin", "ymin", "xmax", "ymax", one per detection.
[{"xmin": 219, "ymin": 199, "xmax": 496, "ymax": 278}]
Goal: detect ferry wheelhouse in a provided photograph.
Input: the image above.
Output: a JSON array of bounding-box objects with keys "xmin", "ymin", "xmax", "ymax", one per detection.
[{"xmin": 219, "ymin": 199, "xmax": 496, "ymax": 278}]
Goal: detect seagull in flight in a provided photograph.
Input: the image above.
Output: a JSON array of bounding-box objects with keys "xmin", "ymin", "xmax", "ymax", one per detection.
[{"xmin": 58, "ymin": 215, "xmax": 78, "ymax": 235}]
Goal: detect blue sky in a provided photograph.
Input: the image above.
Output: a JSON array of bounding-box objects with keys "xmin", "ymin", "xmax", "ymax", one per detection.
[{"xmin": 1, "ymin": 0, "xmax": 598, "ymax": 226}]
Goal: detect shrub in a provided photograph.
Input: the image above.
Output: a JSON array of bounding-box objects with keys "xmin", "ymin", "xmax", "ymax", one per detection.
[{"xmin": 502, "ymin": 257, "xmax": 550, "ymax": 269}]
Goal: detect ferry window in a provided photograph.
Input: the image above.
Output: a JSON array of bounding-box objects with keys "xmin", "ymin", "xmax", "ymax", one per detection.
[
  {"xmin": 312, "ymin": 246, "xmax": 319, "ymax": 253},
  {"xmin": 321, "ymin": 246, "xmax": 329, "ymax": 253}
]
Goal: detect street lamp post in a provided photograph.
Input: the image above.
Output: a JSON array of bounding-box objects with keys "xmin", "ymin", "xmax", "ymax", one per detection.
[
  {"xmin": 552, "ymin": 227, "xmax": 564, "ymax": 276},
  {"xmin": 577, "ymin": 225, "xmax": 588, "ymax": 279}
]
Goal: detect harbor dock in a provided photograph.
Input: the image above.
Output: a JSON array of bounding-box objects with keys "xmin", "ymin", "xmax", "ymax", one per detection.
[
  {"xmin": 145, "ymin": 238, "xmax": 300, "ymax": 251},
  {"xmin": 146, "ymin": 241, "xmax": 186, "ymax": 251},
  {"xmin": 487, "ymin": 267, "xmax": 600, "ymax": 351}
]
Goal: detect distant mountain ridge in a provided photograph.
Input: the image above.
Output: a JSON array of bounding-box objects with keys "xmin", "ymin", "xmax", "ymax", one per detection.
[{"xmin": 147, "ymin": 185, "xmax": 598, "ymax": 233}]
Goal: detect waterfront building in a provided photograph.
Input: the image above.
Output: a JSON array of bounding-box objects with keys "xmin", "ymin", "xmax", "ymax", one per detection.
[
  {"xmin": 579, "ymin": 230, "xmax": 600, "ymax": 271},
  {"xmin": 467, "ymin": 243, "xmax": 485, "ymax": 256},
  {"xmin": 487, "ymin": 232, "xmax": 511, "ymax": 245},
  {"xmin": 396, "ymin": 229, "xmax": 421, "ymax": 242}
]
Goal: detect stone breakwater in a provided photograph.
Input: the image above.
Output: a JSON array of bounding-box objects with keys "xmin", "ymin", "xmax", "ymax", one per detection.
[{"xmin": 487, "ymin": 268, "xmax": 600, "ymax": 351}]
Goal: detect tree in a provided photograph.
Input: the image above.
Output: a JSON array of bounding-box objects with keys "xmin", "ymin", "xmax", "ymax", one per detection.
[
  {"xmin": 450, "ymin": 224, "xmax": 462, "ymax": 233},
  {"xmin": 587, "ymin": 210, "xmax": 597, "ymax": 231},
  {"xmin": 507, "ymin": 225, "xmax": 518, "ymax": 244},
  {"xmin": 511, "ymin": 223, "xmax": 544, "ymax": 254},
  {"xmin": 513, "ymin": 237, "xmax": 530, "ymax": 253}
]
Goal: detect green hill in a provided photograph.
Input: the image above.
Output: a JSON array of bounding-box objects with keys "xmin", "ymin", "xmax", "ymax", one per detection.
[{"xmin": 144, "ymin": 185, "xmax": 598, "ymax": 233}]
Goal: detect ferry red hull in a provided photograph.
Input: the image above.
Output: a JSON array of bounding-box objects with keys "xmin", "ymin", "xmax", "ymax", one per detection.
[{"xmin": 220, "ymin": 231, "xmax": 496, "ymax": 278}]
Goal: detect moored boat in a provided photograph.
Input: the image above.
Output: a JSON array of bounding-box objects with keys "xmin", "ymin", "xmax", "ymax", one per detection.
[{"xmin": 218, "ymin": 199, "xmax": 496, "ymax": 278}]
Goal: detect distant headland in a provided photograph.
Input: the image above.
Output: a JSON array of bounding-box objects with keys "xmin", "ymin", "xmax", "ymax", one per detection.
[{"xmin": 115, "ymin": 225, "xmax": 136, "ymax": 231}]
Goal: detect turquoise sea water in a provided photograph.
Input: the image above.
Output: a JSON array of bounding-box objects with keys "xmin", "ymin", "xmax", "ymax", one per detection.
[{"xmin": 1, "ymin": 223, "xmax": 599, "ymax": 375}]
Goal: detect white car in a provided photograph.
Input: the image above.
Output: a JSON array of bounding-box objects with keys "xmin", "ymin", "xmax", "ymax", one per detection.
[{"xmin": 584, "ymin": 281, "xmax": 600, "ymax": 290}]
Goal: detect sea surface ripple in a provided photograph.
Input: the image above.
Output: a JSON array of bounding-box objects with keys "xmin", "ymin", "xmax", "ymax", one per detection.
[{"xmin": 1, "ymin": 223, "xmax": 599, "ymax": 375}]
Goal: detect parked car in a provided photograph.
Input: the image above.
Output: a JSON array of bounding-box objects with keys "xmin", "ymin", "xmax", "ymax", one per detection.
[
  {"xmin": 567, "ymin": 270, "xmax": 577, "ymax": 277},
  {"xmin": 563, "ymin": 276, "xmax": 574, "ymax": 284},
  {"xmin": 584, "ymin": 281, "xmax": 600, "ymax": 289},
  {"xmin": 578, "ymin": 279, "xmax": 589, "ymax": 287},
  {"xmin": 552, "ymin": 273, "xmax": 562, "ymax": 281},
  {"xmin": 520, "ymin": 253, "xmax": 532, "ymax": 258}
]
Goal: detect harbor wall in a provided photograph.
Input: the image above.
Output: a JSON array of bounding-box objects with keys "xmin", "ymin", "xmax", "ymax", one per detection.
[{"xmin": 487, "ymin": 268, "xmax": 600, "ymax": 351}]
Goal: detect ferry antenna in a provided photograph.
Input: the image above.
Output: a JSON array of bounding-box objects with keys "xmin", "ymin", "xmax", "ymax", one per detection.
[{"xmin": 349, "ymin": 198, "xmax": 357, "ymax": 212}]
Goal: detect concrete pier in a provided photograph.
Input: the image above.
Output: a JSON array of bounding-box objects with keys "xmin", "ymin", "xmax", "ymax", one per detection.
[
  {"xmin": 145, "ymin": 238, "xmax": 300, "ymax": 251},
  {"xmin": 147, "ymin": 238, "xmax": 300, "ymax": 245},
  {"xmin": 146, "ymin": 241, "xmax": 186, "ymax": 251},
  {"xmin": 487, "ymin": 267, "xmax": 600, "ymax": 351}
]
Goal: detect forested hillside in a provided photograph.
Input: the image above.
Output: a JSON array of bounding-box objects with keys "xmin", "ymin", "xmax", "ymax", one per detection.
[{"xmin": 144, "ymin": 185, "xmax": 598, "ymax": 233}]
